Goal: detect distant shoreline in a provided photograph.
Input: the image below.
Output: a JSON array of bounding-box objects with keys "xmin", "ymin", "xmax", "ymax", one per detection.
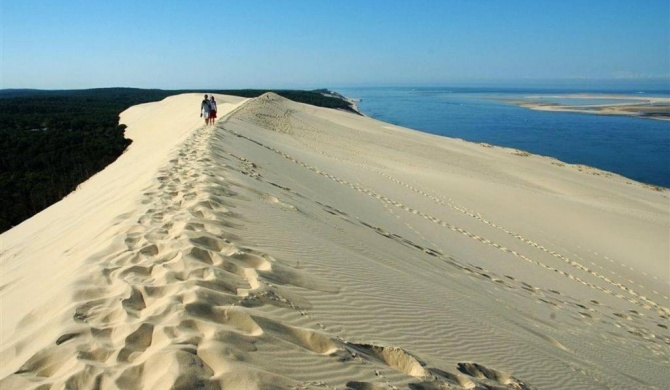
[{"xmin": 506, "ymin": 94, "xmax": 670, "ymax": 121}]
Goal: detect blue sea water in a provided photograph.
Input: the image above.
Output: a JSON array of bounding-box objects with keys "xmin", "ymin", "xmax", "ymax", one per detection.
[{"xmin": 338, "ymin": 87, "xmax": 670, "ymax": 188}]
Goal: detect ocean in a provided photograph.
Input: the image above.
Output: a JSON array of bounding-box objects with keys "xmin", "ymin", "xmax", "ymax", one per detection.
[{"xmin": 338, "ymin": 87, "xmax": 670, "ymax": 188}]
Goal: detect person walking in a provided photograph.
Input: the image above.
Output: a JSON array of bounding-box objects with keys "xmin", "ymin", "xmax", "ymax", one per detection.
[
  {"xmin": 209, "ymin": 96, "xmax": 218, "ymax": 125},
  {"xmin": 201, "ymin": 94, "xmax": 211, "ymax": 125}
]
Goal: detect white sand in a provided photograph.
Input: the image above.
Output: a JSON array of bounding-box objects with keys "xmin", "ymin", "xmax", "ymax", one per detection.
[
  {"xmin": 513, "ymin": 94, "xmax": 670, "ymax": 120},
  {"xmin": 1, "ymin": 92, "xmax": 668, "ymax": 389}
]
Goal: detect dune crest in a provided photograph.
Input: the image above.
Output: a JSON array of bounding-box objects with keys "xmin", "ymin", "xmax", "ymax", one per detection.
[{"xmin": 1, "ymin": 93, "xmax": 668, "ymax": 389}]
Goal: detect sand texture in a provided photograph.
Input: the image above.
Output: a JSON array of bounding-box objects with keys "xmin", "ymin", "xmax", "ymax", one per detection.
[{"xmin": 1, "ymin": 93, "xmax": 669, "ymax": 389}]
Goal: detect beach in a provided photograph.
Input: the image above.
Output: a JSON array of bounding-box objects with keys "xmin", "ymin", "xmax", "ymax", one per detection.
[
  {"xmin": 510, "ymin": 94, "xmax": 670, "ymax": 121},
  {"xmin": 1, "ymin": 93, "xmax": 668, "ymax": 389}
]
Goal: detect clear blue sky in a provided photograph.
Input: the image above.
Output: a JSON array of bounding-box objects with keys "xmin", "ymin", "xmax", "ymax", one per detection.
[{"xmin": 2, "ymin": 0, "xmax": 669, "ymax": 89}]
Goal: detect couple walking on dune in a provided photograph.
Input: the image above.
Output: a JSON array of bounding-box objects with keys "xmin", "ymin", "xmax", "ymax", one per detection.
[{"xmin": 200, "ymin": 94, "xmax": 217, "ymax": 126}]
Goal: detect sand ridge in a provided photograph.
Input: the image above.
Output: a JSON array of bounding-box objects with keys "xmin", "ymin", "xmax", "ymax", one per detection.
[{"xmin": 1, "ymin": 92, "xmax": 668, "ymax": 389}]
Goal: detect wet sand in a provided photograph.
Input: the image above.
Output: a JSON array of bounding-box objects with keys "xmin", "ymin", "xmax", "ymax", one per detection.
[{"xmin": 510, "ymin": 94, "xmax": 670, "ymax": 120}]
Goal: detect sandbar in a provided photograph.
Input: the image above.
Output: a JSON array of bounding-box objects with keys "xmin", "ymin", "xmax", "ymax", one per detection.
[{"xmin": 509, "ymin": 93, "xmax": 670, "ymax": 120}]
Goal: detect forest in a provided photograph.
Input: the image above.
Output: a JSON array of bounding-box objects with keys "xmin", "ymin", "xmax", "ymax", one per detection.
[{"xmin": 0, "ymin": 88, "xmax": 357, "ymax": 233}]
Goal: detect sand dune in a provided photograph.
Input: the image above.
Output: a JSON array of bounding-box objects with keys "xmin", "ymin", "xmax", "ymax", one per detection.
[{"xmin": 1, "ymin": 92, "xmax": 668, "ymax": 389}]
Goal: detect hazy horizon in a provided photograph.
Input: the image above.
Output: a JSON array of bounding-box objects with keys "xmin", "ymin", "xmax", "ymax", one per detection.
[{"xmin": 2, "ymin": 79, "xmax": 669, "ymax": 93}]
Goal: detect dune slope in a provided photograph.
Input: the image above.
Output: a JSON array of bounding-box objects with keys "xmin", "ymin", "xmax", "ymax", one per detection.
[{"xmin": 1, "ymin": 93, "xmax": 668, "ymax": 389}]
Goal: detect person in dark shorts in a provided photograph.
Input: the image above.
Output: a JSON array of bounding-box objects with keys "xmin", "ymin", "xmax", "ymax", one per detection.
[{"xmin": 209, "ymin": 96, "xmax": 217, "ymax": 124}]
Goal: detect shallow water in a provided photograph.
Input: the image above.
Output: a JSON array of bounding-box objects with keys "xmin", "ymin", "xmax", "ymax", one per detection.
[
  {"xmin": 529, "ymin": 97, "xmax": 643, "ymax": 106},
  {"xmin": 339, "ymin": 87, "xmax": 670, "ymax": 187}
]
